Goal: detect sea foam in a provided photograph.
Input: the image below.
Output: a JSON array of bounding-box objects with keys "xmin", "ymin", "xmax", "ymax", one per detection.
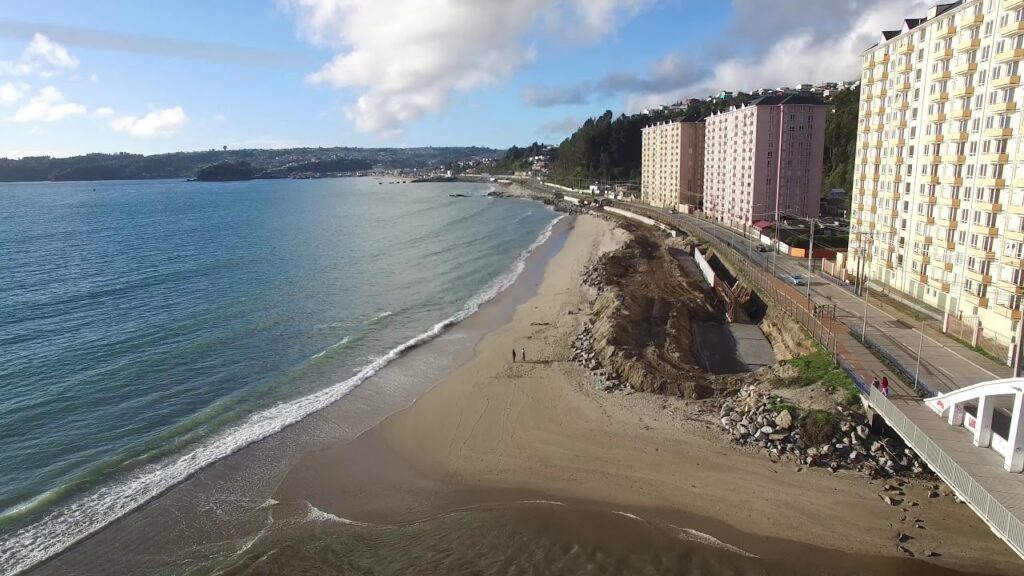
[{"xmin": 0, "ymin": 213, "xmax": 564, "ymax": 575}]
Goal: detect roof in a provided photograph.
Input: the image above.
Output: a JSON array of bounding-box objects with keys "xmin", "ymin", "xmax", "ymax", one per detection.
[
  {"xmin": 752, "ymin": 220, "xmax": 773, "ymax": 230},
  {"xmin": 747, "ymin": 94, "xmax": 825, "ymax": 106}
]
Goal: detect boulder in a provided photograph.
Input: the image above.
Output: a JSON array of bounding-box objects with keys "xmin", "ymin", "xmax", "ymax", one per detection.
[{"xmin": 774, "ymin": 409, "xmax": 793, "ymax": 430}]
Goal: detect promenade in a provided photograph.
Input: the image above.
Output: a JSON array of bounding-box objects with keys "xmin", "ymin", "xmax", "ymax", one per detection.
[{"xmin": 555, "ymin": 190, "xmax": 1024, "ymax": 559}]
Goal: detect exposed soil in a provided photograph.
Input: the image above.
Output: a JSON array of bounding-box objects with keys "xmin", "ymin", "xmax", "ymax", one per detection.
[{"xmin": 582, "ymin": 220, "xmax": 772, "ymax": 399}]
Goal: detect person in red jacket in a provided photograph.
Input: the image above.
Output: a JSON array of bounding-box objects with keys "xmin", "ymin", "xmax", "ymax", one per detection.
[{"xmin": 880, "ymin": 376, "xmax": 890, "ymax": 397}]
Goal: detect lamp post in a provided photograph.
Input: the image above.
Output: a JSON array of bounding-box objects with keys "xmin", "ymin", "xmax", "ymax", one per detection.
[
  {"xmin": 806, "ymin": 217, "xmax": 816, "ymax": 302},
  {"xmin": 861, "ymin": 235, "xmax": 872, "ymax": 342},
  {"xmin": 914, "ymin": 316, "xmax": 925, "ymax": 389}
]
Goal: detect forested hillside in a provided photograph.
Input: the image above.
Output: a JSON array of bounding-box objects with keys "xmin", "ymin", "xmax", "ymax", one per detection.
[
  {"xmin": 822, "ymin": 86, "xmax": 860, "ymax": 196},
  {"xmin": 517, "ymin": 88, "xmax": 859, "ymax": 198},
  {"xmin": 0, "ymin": 146, "xmax": 501, "ymax": 182}
]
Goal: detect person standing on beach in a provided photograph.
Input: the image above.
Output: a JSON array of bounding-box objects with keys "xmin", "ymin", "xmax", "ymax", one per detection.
[
  {"xmin": 512, "ymin": 348, "xmax": 517, "ymax": 363},
  {"xmin": 521, "ymin": 347, "xmax": 526, "ymax": 363}
]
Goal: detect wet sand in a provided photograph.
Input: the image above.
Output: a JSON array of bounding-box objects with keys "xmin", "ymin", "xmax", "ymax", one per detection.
[{"xmin": 275, "ymin": 215, "xmax": 1024, "ymax": 575}]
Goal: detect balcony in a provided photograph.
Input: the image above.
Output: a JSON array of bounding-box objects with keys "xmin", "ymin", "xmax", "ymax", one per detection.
[
  {"xmin": 974, "ymin": 201, "xmax": 1003, "ymax": 212},
  {"xmin": 942, "ymin": 153, "xmax": 966, "ymax": 163},
  {"xmin": 966, "ymin": 269, "xmax": 993, "ymax": 284},
  {"xmin": 971, "ymin": 223, "xmax": 999, "ymax": 237},
  {"xmin": 997, "ymin": 279, "xmax": 1024, "ymax": 295},
  {"xmin": 928, "ymin": 112, "xmax": 946, "ymax": 123},
  {"xmin": 995, "ymin": 303, "xmax": 1023, "ymax": 320},
  {"xmin": 956, "ymin": 37, "xmax": 981, "ymax": 51},
  {"xmin": 951, "ymin": 84, "xmax": 975, "ymax": 97},
  {"xmin": 985, "ymin": 127, "xmax": 1013, "ymax": 138},
  {"xmin": 941, "ymin": 175, "xmax": 964, "ymax": 186},
  {"xmin": 990, "ymin": 101, "xmax": 1017, "ymax": 113},
  {"xmin": 1007, "ymin": 229, "xmax": 1024, "ymax": 242},
  {"xmin": 953, "ymin": 60, "xmax": 977, "ymax": 75},
  {"xmin": 963, "ymin": 292, "xmax": 990, "ymax": 307},
  {"xmin": 978, "ymin": 177, "xmax": 1006, "ymax": 188},
  {"xmin": 926, "ymin": 132, "xmax": 944, "ymax": 143},
  {"xmin": 897, "ymin": 62, "xmax": 913, "ymax": 74},
  {"xmin": 930, "ymin": 90, "xmax": 950, "ymax": 102},
  {"xmin": 1004, "ymin": 20, "xmax": 1024, "ymax": 36},
  {"xmin": 1006, "ymin": 0, "xmax": 1024, "ymax": 10},
  {"xmin": 946, "ymin": 131, "xmax": 970, "ymax": 142},
  {"xmin": 1002, "ymin": 255, "xmax": 1024, "ymax": 268},
  {"xmin": 935, "ymin": 47, "xmax": 954, "ymax": 60},
  {"xmin": 937, "ymin": 196, "xmax": 961, "ymax": 208},
  {"xmin": 872, "ymin": 122, "xmax": 885, "ymax": 132},
  {"xmin": 961, "ymin": 13, "xmax": 985, "ymax": 27},
  {"xmin": 948, "ymin": 108, "xmax": 971, "ymax": 119},
  {"xmin": 992, "ymin": 74, "xmax": 1021, "ymax": 88},
  {"xmin": 898, "ymin": 43, "xmax": 915, "ymax": 55},
  {"xmin": 937, "ymin": 26, "xmax": 957, "ymax": 39},
  {"xmin": 921, "ymin": 194, "xmax": 938, "ymax": 204},
  {"xmin": 895, "ymin": 100, "xmax": 910, "ymax": 110},
  {"xmin": 981, "ymin": 152, "xmax": 1009, "ymax": 164},
  {"xmin": 930, "ymin": 278, "xmax": 953, "ymax": 293},
  {"xmin": 996, "ymin": 48, "xmax": 1024, "ymax": 62},
  {"xmin": 893, "ymin": 174, "xmax": 904, "ymax": 183},
  {"xmin": 922, "ymin": 154, "xmax": 942, "ymax": 164},
  {"xmin": 894, "ymin": 80, "xmax": 912, "ymax": 91}
]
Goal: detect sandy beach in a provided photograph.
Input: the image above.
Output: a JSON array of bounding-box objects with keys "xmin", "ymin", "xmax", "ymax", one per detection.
[{"xmin": 274, "ymin": 213, "xmax": 1024, "ymax": 575}]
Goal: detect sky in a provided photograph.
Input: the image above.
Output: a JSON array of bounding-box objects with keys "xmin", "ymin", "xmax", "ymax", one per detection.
[{"xmin": 0, "ymin": 0, "xmax": 930, "ymax": 158}]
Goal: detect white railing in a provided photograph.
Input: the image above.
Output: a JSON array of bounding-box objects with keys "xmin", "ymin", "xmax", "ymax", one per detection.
[{"xmin": 869, "ymin": 388, "xmax": 1024, "ymax": 559}]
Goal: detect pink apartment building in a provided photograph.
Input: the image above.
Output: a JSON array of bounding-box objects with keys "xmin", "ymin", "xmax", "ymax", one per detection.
[{"xmin": 703, "ymin": 95, "xmax": 827, "ymax": 230}]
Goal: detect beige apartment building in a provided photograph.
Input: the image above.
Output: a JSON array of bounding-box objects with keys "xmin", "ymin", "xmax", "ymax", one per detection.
[
  {"xmin": 848, "ymin": 0, "xmax": 1024, "ymax": 353},
  {"xmin": 640, "ymin": 120, "xmax": 705, "ymax": 210},
  {"xmin": 703, "ymin": 95, "xmax": 826, "ymax": 230}
]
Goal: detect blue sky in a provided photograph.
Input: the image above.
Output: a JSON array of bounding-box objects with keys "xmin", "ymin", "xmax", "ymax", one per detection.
[{"xmin": 0, "ymin": 0, "xmax": 923, "ymax": 157}]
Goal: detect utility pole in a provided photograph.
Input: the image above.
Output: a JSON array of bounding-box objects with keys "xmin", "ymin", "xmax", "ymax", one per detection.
[
  {"xmin": 1014, "ymin": 299, "xmax": 1024, "ymax": 378},
  {"xmin": 861, "ymin": 235, "xmax": 871, "ymax": 342},
  {"xmin": 914, "ymin": 316, "xmax": 925, "ymax": 389},
  {"xmin": 806, "ymin": 217, "xmax": 815, "ymax": 302}
]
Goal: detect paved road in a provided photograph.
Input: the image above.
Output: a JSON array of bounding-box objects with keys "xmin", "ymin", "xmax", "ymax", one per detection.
[{"xmin": 645, "ymin": 207, "xmax": 1012, "ymax": 395}]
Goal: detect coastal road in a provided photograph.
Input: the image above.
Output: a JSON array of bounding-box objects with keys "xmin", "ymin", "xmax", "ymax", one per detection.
[{"xmin": 667, "ymin": 211, "xmax": 1011, "ymax": 395}]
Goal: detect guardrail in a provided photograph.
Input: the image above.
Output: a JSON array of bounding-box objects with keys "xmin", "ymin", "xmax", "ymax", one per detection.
[
  {"xmin": 869, "ymin": 387, "xmax": 1024, "ymax": 559},
  {"xmin": 850, "ymin": 327, "xmax": 938, "ymax": 398}
]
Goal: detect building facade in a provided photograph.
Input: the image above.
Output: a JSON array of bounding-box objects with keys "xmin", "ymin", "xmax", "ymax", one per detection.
[
  {"xmin": 703, "ymin": 96, "xmax": 826, "ymax": 230},
  {"xmin": 847, "ymin": 0, "xmax": 1024, "ymax": 353},
  {"xmin": 640, "ymin": 121, "xmax": 705, "ymax": 210}
]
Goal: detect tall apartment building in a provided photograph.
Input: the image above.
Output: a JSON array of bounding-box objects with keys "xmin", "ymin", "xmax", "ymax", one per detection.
[
  {"xmin": 640, "ymin": 120, "xmax": 705, "ymax": 210},
  {"xmin": 847, "ymin": 0, "xmax": 1024, "ymax": 352},
  {"xmin": 703, "ymin": 95, "xmax": 826, "ymax": 230}
]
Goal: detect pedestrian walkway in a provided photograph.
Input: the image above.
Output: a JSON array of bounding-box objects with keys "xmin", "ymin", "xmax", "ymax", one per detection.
[{"xmin": 600, "ymin": 200, "xmax": 1024, "ymax": 559}]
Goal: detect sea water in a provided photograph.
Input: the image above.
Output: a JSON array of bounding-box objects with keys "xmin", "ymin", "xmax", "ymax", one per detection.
[{"xmin": 0, "ymin": 178, "xmax": 558, "ymax": 574}]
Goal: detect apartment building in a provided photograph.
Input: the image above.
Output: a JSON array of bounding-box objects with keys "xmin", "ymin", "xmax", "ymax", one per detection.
[
  {"xmin": 703, "ymin": 95, "xmax": 826, "ymax": 230},
  {"xmin": 640, "ymin": 120, "xmax": 705, "ymax": 210},
  {"xmin": 847, "ymin": 0, "xmax": 1024, "ymax": 352}
]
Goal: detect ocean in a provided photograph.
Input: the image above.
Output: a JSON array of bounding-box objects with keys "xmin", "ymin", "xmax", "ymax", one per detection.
[{"xmin": 0, "ymin": 178, "xmax": 560, "ymax": 574}]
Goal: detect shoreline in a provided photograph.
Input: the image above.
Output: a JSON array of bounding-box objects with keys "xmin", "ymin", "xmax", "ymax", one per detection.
[
  {"xmin": 20, "ymin": 186, "xmax": 572, "ymax": 576},
  {"xmin": 273, "ymin": 213, "xmax": 1023, "ymax": 575}
]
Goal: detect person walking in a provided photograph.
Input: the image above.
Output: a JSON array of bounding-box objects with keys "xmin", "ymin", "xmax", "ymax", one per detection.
[
  {"xmin": 871, "ymin": 377, "xmax": 880, "ymax": 390},
  {"xmin": 512, "ymin": 348, "xmax": 517, "ymax": 363},
  {"xmin": 521, "ymin": 347, "xmax": 526, "ymax": 363},
  {"xmin": 880, "ymin": 376, "xmax": 890, "ymax": 397}
]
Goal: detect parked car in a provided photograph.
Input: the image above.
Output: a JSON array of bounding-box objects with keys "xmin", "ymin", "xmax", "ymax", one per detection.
[
  {"xmin": 786, "ymin": 274, "xmax": 807, "ymax": 286},
  {"xmin": 755, "ymin": 244, "xmax": 771, "ymax": 252}
]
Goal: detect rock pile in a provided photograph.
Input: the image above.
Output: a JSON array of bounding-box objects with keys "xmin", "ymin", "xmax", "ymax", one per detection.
[
  {"xmin": 581, "ymin": 259, "xmax": 610, "ymax": 293},
  {"xmin": 570, "ymin": 319, "xmax": 634, "ymax": 394},
  {"xmin": 719, "ymin": 385, "xmax": 930, "ymax": 478}
]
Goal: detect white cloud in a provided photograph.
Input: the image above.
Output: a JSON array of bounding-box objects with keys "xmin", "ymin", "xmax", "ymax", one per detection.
[
  {"xmin": 0, "ymin": 82, "xmax": 30, "ymax": 106},
  {"xmin": 214, "ymin": 113, "xmax": 226, "ymax": 121},
  {"xmin": 11, "ymin": 86, "xmax": 86, "ymax": 122},
  {"xmin": 93, "ymin": 106, "xmax": 115, "ymax": 118},
  {"xmin": 89, "ymin": 73, "xmax": 99, "ymax": 83},
  {"xmin": 109, "ymin": 106, "xmax": 187, "ymax": 137},
  {"xmin": 0, "ymin": 33, "xmax": 79, "ymax": 77},
  {"xmin": 282, "ymin": 0, "xmax": 649, "ymax": 136},
  {"xmin": 623, "ymin": 0, "xmax": 929, "ymax": 112}
]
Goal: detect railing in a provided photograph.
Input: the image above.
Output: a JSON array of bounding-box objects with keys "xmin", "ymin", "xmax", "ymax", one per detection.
[
  {"xmin": 869, "ymin": 387, "xmax": 1024, "ymax": 559},
  {"xmin": 850, "ymin": 326, "xmax": 938, "ymax": 397}
]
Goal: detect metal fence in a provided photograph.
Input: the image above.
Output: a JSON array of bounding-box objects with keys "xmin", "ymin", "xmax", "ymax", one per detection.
[{"xmin": 869, "ymin": 387, "xmax": 1024, "ymax": 559}]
